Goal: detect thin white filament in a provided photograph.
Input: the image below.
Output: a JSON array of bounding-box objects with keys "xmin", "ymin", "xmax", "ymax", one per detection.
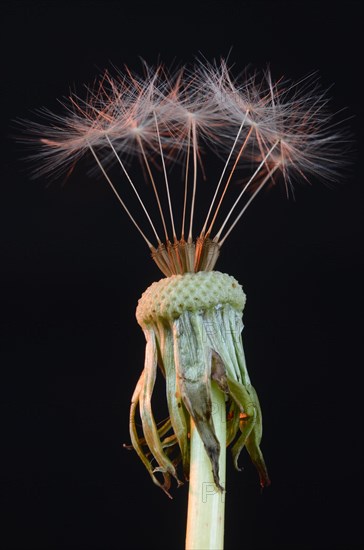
[
  {"xmin": 153, "ymin": 110, "xmax": 177, "ymax": 241},
  {"xmin": 219, "ymin": 163, "xmax": 280, "ymax": 246},
  {"xmin": 188, "ymin": 121, "xmax": 198, "ymax": 243},
  {"xmin": 87, "ymin": 142, "xmax": 153, "ymax": 248},
  {"xmin": 214, "ymin": 140, "xmax": 280, "ymax": 241},
  {"xmin": 137, "ymin": 135, "xmax": 170, "ymax": 243},
  {"xmin": 181, "ymin": 127, "xmax": 191, "ymax": 240},
  {"xmin": 206, "ymin": 125, "xmax": 254, "ymax": 237},
  {"xmin": 105, "ymin": 136, "xmax": 161, "ymax": 243},
  {"xmin": 200, "ymin": 116, "xmax": 248, "ymax": 237}
]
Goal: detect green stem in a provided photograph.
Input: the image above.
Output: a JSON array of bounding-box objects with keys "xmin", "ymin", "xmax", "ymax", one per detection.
[{"xmin": 185, "ymin": 381, "xmax": 226, "ymax": 549}]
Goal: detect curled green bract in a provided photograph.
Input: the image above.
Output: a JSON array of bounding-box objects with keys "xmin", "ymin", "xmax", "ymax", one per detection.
[{"xmin": 127, "ymin": 271, "xmax": 270, "ymax": 497}]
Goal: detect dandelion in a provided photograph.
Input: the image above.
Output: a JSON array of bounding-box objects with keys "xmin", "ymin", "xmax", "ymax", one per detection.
[{"xmin": 18, "ymin": 58, "xmax": 350, "ymax": 550}]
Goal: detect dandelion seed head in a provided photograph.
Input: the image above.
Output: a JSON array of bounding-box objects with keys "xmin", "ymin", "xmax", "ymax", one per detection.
[
  {"xmin": 15, "ymin": 56, "xmax": 353, "ymax": 499},
  {"xmin": 16, "ymin": 57, "xmax": 351, "ymax": 270}
]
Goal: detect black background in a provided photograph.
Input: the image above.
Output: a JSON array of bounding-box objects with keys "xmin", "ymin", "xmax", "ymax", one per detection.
[{"xmin": 1, "ymin": 1, "xmax": 363, "ymax": 549}]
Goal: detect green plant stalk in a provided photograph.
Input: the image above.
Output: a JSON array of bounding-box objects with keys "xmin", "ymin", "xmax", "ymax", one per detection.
[{"xmin": 185, "ymin": 381, "xmax": 226, "ymax": 550}]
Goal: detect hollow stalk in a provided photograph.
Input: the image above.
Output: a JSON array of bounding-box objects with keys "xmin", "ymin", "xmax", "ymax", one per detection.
[{"xmin": 185, "ymin": 381, "xmax": 226, "ymax": 550}]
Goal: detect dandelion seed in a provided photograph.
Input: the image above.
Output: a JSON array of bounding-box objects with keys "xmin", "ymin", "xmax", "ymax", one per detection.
[{"xmin": 17, "ymin": 57, "xmax": 350, "ymax": 550}]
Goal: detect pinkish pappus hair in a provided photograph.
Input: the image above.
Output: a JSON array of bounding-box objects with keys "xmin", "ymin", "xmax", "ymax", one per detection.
[{"xmin": 18, "ymin": 58, "xmax": 351, "ymax": 276}]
